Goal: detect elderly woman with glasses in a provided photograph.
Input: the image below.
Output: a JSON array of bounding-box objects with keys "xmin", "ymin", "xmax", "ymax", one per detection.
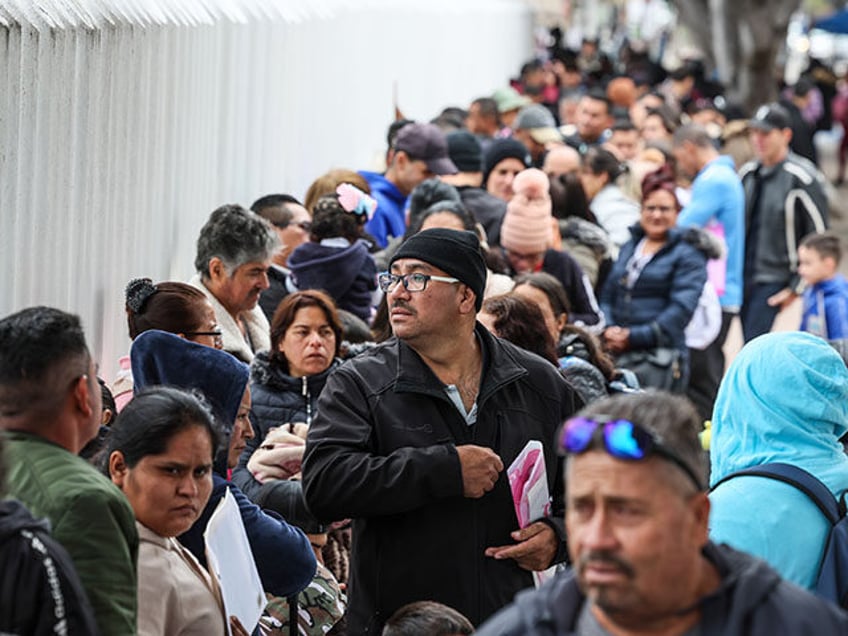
[{"xmin": 599, "ymin": 165, "xmax": 709, "ymax": 392}]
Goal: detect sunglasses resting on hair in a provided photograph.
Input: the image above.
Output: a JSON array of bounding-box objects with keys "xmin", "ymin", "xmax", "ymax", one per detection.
[{"xmin": 560, "ymin": 415, "xmax": 703, "ymax": 491}]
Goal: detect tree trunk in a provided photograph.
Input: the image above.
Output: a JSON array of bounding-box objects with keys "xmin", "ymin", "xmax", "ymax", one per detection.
[{"xmin": 671, "ymin": 0, "xmax": 802, "ymax": 112}]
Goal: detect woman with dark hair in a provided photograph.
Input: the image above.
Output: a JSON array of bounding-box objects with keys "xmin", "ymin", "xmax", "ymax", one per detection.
[
  {"xmin": 106, "ymin": 386, "xmax": 236, "ymax": 635},
  {"xmin": 125, "ymin": 278, "xmax": 221, "ymax": 347},
  {"xmin": 479, "ymin": 294, "xmax": 558, "ymax": 365},
  {"xmin": 578, "ymin": 146, "xmax": 640, "ymax": 248},
  {"xmin": 233, "ymin": 290, "xmax": 348, "ymax": 582},
  {"xmin": 512, "ymin": 272, "xmax": 572, "ymax": 348},
  {"xmin": 113, "ymin": 278, "xmax": 222, "ymax": 410},
  {"xmin": 599, "ymin": 165, "xmax": 708, "ymax": 392},
  {"xmin": 288, "ymin": 184, "xmax": 378, "ymax": 323},
  {"xmin": 512, "ymin": 272, "xmax": 621, "ymax": 403}
]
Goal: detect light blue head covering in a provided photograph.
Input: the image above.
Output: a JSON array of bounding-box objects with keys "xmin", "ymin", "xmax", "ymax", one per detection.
[{"xmin": 710, "ymin": 331, "xmax": 848, "ymax": 486}]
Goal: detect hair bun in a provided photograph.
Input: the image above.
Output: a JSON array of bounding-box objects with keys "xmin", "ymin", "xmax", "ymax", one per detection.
[{"xmin": 125, "ymin": 278, "xmax": 158, "ymax": 313}]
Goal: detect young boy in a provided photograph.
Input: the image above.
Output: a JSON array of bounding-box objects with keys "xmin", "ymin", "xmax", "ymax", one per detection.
[{"xmin": 798, "ymin": 231, "xmax": 848, "ymax": 339}]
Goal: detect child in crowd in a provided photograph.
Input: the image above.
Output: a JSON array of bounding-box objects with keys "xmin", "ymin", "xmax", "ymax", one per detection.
[
  {"xmin": 288, "ymin": 184, "xmax": 379, "ymax": 323},
  {"xmin": 798, "ymin": 231, "xmax": 848, "ymax": 339}
]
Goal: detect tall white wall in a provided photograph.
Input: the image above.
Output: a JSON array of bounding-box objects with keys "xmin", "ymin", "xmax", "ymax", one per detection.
[{"xmin": 0, "ymin": 0, "xmax": 533, "ymax": 377}]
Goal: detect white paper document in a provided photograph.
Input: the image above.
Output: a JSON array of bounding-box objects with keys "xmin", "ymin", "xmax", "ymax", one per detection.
[{"xmin": 204, "ymin": 488, "xmax": 267, "ymax": 634}]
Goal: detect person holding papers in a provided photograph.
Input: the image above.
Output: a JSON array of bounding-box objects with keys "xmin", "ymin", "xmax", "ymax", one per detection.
[
  {"xmin": 302, "ymin": 229, "xmax": 581, "ymax": 633},
  {"xmin": 106, "ymin": 386, "xmax": 232, "ymax": 635}
]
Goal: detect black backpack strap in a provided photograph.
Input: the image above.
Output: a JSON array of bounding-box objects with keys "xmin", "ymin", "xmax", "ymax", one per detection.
[{"xmin": 711, "ymin": 462, "xmax": 843, "ymax": 525}]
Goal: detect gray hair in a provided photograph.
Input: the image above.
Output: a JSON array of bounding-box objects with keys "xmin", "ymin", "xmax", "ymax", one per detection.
[
  {"xmin": 566, "ymin": 391, "xmax": 707, "ymax": 495},
  {"xmin": 194, "ymin": 204, "xmax": 280, "ymax": 278},
  {"xmin": 673, "ymin": 123, "xmax": 715, "ymax": 149}
]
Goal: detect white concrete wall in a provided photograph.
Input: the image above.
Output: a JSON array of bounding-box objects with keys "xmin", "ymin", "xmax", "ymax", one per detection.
[{"xmin": 0, "ymin": 0, "xmax": 533, "ymax": 377}]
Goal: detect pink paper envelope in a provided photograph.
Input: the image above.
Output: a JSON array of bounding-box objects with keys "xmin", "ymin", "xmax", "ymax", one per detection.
[{"xmin": 507, "ymin": 440, "xmax": 551, "ymax": 528}]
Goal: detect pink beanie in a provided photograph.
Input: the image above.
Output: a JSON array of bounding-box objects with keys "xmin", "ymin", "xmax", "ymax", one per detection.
[{"xmin": 500, "ymin": 168, "xmax": 552, "ymax": 254}]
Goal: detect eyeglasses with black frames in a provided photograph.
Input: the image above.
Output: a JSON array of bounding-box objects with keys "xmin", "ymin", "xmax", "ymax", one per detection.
[{"xmin": 378, "ymin": 272, "xmax": 460, "ymax": 293}]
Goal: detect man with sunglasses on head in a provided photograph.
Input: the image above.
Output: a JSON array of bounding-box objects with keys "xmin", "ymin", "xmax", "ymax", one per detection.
[
  {"xmin": 302, "ymin": 228, "xmax": 581, "ymax": 634},
  {"xmin": 477, "ymin": 391, "xmax": 848, "ymax": 635}
]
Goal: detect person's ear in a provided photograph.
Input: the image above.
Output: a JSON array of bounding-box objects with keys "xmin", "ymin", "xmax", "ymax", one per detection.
[
  {"xmin": 100, "ymin": 407, "xmax": 114, "ymax": 426},
  {"xmin": 458, "ymin": 285, "xmax": 478, "ymax": 315},
  {"xmin": 394, "ymin": 150, "xmax": 410, "ymax": 171},
  {"xmin": 688, "ymin": 491, "xmax": 711, "ymax": 544},
  {"xmin": 72, "ymin": 375, "xmax": 94, "ymax": 419},
  {"xmin": 556, "ymin": 312, "xmax": 569, "ymax": 333},
  {"xmin": 209, "ymin": 257, "xmax": 227, "ymax": 284},
  {"xmin": 109, "ymin": 450, "xmax": 128, "ymax": 488}
]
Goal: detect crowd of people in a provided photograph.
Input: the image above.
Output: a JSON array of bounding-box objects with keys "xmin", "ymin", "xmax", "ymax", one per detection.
[{"xmin": 4, "ymin": 30, "xmax": 848, "ymax": 636}]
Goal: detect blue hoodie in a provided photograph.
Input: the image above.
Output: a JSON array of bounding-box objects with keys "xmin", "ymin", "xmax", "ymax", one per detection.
[
  {"xmin": 360, "ymin": 170, "xmax": 407, "ymax": 248},
  {"xmin": 801, "ymin": 274, "xmax": 848, "ymax": 339},
  {"xmin": 709, "ymin": 331, "xmax": 848, "ymax": 589},
  {"xmin": 678, "ymin": 155, "xmax": 744, "ymax": 309}
]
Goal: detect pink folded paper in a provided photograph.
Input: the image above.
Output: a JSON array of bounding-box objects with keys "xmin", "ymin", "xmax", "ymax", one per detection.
[
  {"xmin": 507, "ymin": 440, "xmax": 555, "ymax": 587},
  {"xmin": 508, "ymin": 440, "xmax": 551, "ymax": 528}
]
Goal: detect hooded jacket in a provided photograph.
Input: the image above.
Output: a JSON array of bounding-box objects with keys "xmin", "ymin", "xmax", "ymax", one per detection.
[
  {"xmin": 0, "ymin": 498, "xmax": 100, "ymax": 635},
  {"xmin": 475, "ymin": 543, "xmax": 848, "ymax": 635},
  {"xmin": 709, "ymin": 331, "xmax": 848, "ymax": 589},
  {"xmin": 288, "ymin": 239, "xmax": 377, "ymax": 322},
  {"xmin": 130, "ymin": 330, "xmax": 316, "ymax": 596},
  {"xmin": 801, "ymin": 273, "xmax": 848, "ymax": 339},
  {"xmin": 301, "ymin": 325, "xmax": 580, "ymax": 634},
  {"xmin": 360, "ymin": 170, "xmax": 407, "ymax": 248}
]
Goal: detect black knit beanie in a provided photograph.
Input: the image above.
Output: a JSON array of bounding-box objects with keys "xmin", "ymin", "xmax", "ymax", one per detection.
[
  {"xmin": 390, "ymin": 228, "xmax": 487, "ymax": 311},
  {"xmin": 481, "ymin": 138, "xmax": 532, "ymax": 187}
]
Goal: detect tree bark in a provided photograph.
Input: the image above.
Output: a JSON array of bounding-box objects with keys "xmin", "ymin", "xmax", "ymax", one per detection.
[{"xmin": 671, "ymin": 0, "xmax": 802, "ymax": 112}]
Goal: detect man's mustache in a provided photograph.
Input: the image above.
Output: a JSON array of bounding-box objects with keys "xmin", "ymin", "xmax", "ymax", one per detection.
[
  {"xmin": 391, "ymin": 300, "xmax": 415, "ymax": 313},
  {"xmin": 577, "ymin": 550, "xmax": 636, "ymax": 579}
]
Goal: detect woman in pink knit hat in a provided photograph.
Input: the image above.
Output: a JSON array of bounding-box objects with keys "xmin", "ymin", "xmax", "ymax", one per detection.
[{"xmin": 496, "ymin": 168, "xmax": 603, "ymax": 329}]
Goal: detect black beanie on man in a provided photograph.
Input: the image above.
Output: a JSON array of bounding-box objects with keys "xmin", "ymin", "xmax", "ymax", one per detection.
[{"xmin": 390, "ymin": 228, "xmax": 487, "ymax": 311}]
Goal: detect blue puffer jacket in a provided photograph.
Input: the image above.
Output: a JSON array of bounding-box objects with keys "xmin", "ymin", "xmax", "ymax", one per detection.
[
  {"xmin": 599, "ymin": 225, "xmax": 707, "ymax": 355},
  {"xmin": 232, "ymin": 351, "xmax": 341, "ymax": 532},
  {"xmin": 709, "ymin": 332, "xmax": 848, "ymax": 590}
]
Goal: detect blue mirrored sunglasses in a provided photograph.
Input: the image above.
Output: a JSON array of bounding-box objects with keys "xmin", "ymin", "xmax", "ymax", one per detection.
[{"xmin": 560, "ymin": 416, "xmax": 703, "ymax": 490}]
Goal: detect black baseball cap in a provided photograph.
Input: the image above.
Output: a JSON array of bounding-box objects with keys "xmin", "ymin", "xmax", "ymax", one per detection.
[
  {"xmin": 749, "ymin": 103, "xmax": 791, "ymax": 132},
  {"xmin": 393, "ymin": 123, "xmax": 458, "ymax": 175}
]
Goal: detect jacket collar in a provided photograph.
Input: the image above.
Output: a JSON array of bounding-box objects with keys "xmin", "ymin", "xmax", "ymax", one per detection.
[{"xmin": 393, "ymin": 323, "xmax": 527, "ymax": 405}]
